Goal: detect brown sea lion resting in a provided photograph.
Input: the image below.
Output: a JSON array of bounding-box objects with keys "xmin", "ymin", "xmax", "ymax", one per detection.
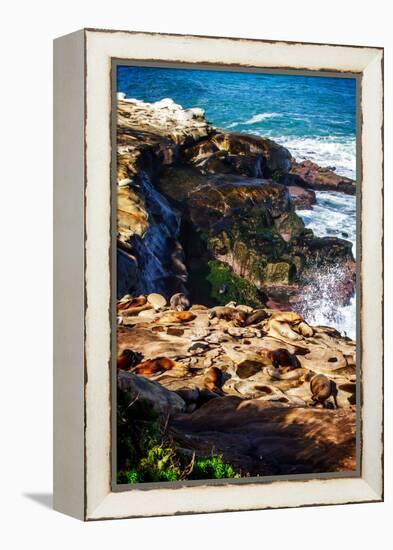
[
  {"xmin": 290, "ymin": 345, "xmax": 310, "ymax": 356},
  {"xmin": 132, "ymin": 357, "xmax": 177, "ymax": 375},
  {"xmin": 203, "ymin": 366, "xmax": 224, "ymax": 394},
  {"xmin": 267, "ymin": 348, "xmax": 301, "ymax": 370},
  {"xmin": 310, "ymin": 374, "xmax": 338, "ymax": 408},
  {"xmin": 117, "ymin": 349, "xmax": 144, "ymax": 370},
  {"xmin": 264, "ymin": 310, "xmax": 315, "ymax": 341},
  {"xmin": 244, "ymin": 309, "xmax": 269, "ymax": 326},
  {"xmin": 117, "ymin": 295, "xmax": 147, "ymax": 311},
  {"xmin": 158, "ymin": 311, "xmax": 196, "ymax": 324},
  {"xmin": 208, "ymin": 306, "xmax": 246, "ymax": 327},
  {"xmin": 293, "ymin": 320, "xmax": 314, "ymax": 337},
  {"xmin": 170, "ymin": 292, "xmax": 191, "ymax": 311},
  {"xmin": 270, "ymin": 311, "xmax": 303, "ymax": 323}
]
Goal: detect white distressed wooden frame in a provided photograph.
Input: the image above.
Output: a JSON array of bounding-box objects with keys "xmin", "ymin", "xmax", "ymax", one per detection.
[{"xmin": 53, "ymin": 29, "xmax": 383, "ymax": 521}]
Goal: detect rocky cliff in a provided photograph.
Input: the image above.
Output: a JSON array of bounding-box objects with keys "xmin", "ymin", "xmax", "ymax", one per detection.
[{"xmin": 116, "ymin": 96, "xmax": 356, "ymax": 311}]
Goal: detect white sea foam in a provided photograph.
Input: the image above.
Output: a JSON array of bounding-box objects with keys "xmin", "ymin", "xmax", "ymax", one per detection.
[
  {"xmin": 225, "ymin": 112, "xmax": 281, "ymax": 129},
  {"xmin": 274, "ymin": 135, "xmax": 356, "ymax": 179},
  {"xmin": 226, "ymin": 121, "xmax": 240, "ymax": 128},
  {"xmin": 244, "ymin": 112, "xmax": 281, "ymax": 124},
  {"xmin": 296, "ymin": 190, "xmax": 357, "ymax": 339},
  {"xmin": 297, "ymin": 191, "xmax": 357, "ymax": 256},
  {"xmin": 300, "ymin": 294, "xmax": 356, "ymax": 340},
  {"xmin": 270, "ymin": 134, "xmax": 357, "ymax": 336},
  {"xmin": 296, "ymin": 266, "xmax": 357, "ymax": 340}
]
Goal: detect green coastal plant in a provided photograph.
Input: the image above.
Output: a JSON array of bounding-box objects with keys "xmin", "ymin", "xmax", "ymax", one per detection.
[
  {"xmin": 206, "ymin": 260, "xmax": 265, "ymax": 308},
  {"xmin": 117, "ymin": 389, "xmax": 240, "ymax": 484},
  {"xmin": 189, "ymin": 455, "xmax": 239, "ymax": 480}
]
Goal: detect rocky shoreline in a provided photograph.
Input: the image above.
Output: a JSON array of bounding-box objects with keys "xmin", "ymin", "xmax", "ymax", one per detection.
[
  {"xmin": 117, "ymin": 96, "xmax": 356, "ymax": 310},
  {"xmin": 117, "ymin": 294, "xmax": 356, "ymax": 476},
  {"xmin": 116, "ymin": 96, "xmax": 357, "ymax": 478}
]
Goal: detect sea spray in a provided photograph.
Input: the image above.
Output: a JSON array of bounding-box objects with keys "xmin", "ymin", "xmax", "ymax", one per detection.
[
  {"xmin": 295, "ymin": 265, "xmax": 356, "ymax": 339},
  {"xmin": 296, "ymin": 191, "xmax": 356, "ymax": 338}
]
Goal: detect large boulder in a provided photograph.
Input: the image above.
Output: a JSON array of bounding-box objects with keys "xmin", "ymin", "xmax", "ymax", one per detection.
[{"xmin": 117, "ymin": 370, "xmax": 186, "ymax": 415}]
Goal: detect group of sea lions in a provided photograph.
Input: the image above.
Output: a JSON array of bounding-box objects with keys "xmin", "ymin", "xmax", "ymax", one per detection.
[
  {"xmin": 117, "ymin": 292, "xmax": 340, "ymax": 410},
  {"xmin": 208, "ymin": 305, "xmax": 269, "ymax": 327}
]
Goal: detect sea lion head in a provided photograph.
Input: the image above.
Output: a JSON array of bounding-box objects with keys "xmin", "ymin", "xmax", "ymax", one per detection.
[{"xmin": 232, "ymin": 310, "xmax": 247, "ymax": 327}]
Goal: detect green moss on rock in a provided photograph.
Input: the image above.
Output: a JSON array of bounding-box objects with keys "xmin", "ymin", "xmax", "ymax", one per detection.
[{"xmin": 206, "ymin": 260, "xmax": 266, "ymax": 307}]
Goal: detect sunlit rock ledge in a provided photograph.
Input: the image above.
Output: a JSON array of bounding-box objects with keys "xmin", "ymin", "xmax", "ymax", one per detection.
[{"xmin": 117, "ymin": 296, "xmax": 356, "ymax": 476}]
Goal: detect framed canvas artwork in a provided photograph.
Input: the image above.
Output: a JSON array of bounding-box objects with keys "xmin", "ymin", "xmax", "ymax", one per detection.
[{"xmin": 53, "ymin": 29, "xmax": 384, "ymax": 520}]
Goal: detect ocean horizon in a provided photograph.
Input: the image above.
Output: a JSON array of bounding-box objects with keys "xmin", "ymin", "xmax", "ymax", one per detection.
[{"xmin": 118, "ymin": 66, "xmax": 357, "ymax": 179}]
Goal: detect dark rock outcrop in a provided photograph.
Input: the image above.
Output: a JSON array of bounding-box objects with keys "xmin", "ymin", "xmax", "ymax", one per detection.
[
  {"xmin": 287, "ymin": 185, "xmax": 316, "ymax": 209},
  {"xmin": 117, "ymin": 370, "xmax": 186, "ymax": 415},
  {"xmin": 277, "ymin": 159, "xmax": 356, "ymax": 195}
]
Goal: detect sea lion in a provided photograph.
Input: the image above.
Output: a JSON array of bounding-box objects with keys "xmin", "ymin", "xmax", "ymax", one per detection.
[
  {"xmin": 170, "ymin": 292, "xmax": 191, "ymax": 311},
  {"xmin": 270, "ymin": 311, "xmax": 303, "ymax": 323},
  {"xmin": 265, "ymin": 319, "xmax": 301, "ymax": 341},
  {"xmin": 117, "ymin": 295, "xmax": 147, "ymax": 311},
  {"xmin": 120, "ymin": 303, "xmax": 153, "ymax": 317},
  {"xmin": 293, "ymin": 320, "xmax": 314, "ymax": 337},
  {"xmin": 117, "ymin": 349, "xmax": 144, "ymax": 371},
  {"xmin": 265, "ymin": 366, "xmax": 306, "ymax": 381},
  {"xmin": 245, "ymin": 309, "xmax": 269, "ymax": 326},
  {"xmin": 159, "ymin": 311, "xmax": 196, "ymax": 324},
  {"xmin": 267, "ymin": 348, "xmax": 301, "ymax": 369},
  {"xmin": 133, "ymin": 357, "xmax": 176, "ymax": 375},
  {"xmin": 203, "ymin": 366, "xmax": 224, "ymax": 394},
  {"xmin": 310, "ymin": 374, "xmax": 338, "ymax": 408},
  {"xmin": 209, "ymin": 306, "xmax": 246, "ymax": 326},
  {"xmin": 291, "ymin": 345, "xmax": 310, "ymax": 356}
]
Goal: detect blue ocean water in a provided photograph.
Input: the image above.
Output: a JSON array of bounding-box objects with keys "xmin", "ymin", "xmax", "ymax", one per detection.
[
  {"xmin": 117, "ymin": 66, "xmax": 357, "ymax": 338},
  {"xmin": 118, "ymin": 66, "xmax": 357, "ymax": 178}
]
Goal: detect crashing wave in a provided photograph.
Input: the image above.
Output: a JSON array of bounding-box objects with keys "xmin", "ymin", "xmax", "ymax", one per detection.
[
  {"xmin": 271, "ymin": 135, "xmax": 356, "ymax": 179},
  {"xmin": 295, "ymin": 265, "xmax": 356, "ymax": 339}
]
